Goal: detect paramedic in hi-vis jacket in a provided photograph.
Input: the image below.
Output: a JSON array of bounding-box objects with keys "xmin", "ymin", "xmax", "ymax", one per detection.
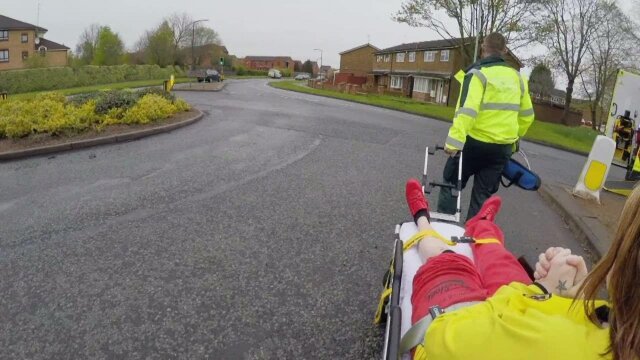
[{"xmin": 437, "ymin": 32, "xmax": 535, "ymax": 219}]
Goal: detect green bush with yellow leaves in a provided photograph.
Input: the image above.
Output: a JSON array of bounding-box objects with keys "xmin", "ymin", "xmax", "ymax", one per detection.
[{"xmin": 0, "ymin": 90, "xmax": 191, "ymax": 139}]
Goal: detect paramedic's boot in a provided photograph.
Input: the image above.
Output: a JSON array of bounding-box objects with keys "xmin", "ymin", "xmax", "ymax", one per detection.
[
  {"xmin": 466, "ymin": 196, "xmax": 502, "ymax": 225},
  {"xmin": 406, "ymin": 178, "xmax": 430, "ymax": 223}
]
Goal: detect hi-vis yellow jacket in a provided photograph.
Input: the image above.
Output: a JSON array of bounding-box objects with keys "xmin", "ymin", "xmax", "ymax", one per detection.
[
  {"xmin": 414, "ymin": 282, "xmax": 611, "ymax": 360},
  {"xmin": 445, "ymin": 56, "xmax": 535, "ymax": 151}
]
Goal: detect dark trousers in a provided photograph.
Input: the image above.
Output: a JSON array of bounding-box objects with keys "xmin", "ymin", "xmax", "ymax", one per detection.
[{"xmin": 437, "ymin": 136, "xmax": 512, "ymax": 220}]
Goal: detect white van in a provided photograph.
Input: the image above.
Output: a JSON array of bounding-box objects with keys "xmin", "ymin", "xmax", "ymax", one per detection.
[{"xmin": 268, "ymin": 69, "xmax": 282, "ymax": 79}]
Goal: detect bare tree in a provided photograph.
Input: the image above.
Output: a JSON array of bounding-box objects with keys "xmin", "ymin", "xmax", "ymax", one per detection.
[
  {"xmin": 394, "ymin": 0, "xmax": 538, "ymax": 66},
  {"xmin": 579, "ymin": 2, "xmax": 640, "ymax": 130},
  {"xmin": 75, "ymin": 24, "xmax": 101, "ymax": 65},
  {"xmin": 166, "ymin": 13, "xmax": 193, "ymax": 51},
  {"xmin": 532, "ymin": 0, "xmax": 605, "ymax": 124}
]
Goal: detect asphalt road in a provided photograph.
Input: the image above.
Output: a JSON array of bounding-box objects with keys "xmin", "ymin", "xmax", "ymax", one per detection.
[{"xmin": 0, "ymin": 79, "xmax": 623, "ymax": 359}]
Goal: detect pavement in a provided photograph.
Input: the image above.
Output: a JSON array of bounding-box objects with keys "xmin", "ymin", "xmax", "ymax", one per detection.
[
  {"xmin": 0, "ymin": 79, "xmax": 629, "ymax": 359},
  {"xmin": 540, "ymin": 182, "xmax": 626, "ymax": 260}
]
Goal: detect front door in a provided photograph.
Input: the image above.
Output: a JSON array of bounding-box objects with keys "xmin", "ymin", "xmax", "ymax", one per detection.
[{"xmin": 407, "ymin": 76, "xmax": 414, "ymax": 98}]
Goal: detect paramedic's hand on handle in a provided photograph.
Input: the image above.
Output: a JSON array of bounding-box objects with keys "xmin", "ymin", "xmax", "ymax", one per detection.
[
  {"xmin": 444, "ymin": 146, "xmax": 459, "ymax": 156},
  {"xmin": 512, "ymin": 140, "xmax": 520, "ymax": 154},
  {"xmin": 534, "ymin": 247, "xmax": 589, "ymax": 298}
]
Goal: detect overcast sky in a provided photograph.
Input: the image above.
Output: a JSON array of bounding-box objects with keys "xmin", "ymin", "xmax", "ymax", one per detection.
[{"xmin": 1, "ymin": 0, "xmax": 636, "ymax": 68}]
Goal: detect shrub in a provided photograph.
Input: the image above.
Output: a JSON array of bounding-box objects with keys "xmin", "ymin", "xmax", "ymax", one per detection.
[
  {"xmin": 94, "ymin": 90, "xmax": 139, "ymax": 114},
  {"xmin": 174, "ymin": 98, "xmax": 191, "ymax": 112},
  {"xmin": 0, "ymin": 90, "xmax": 191, "ymax": 139},
  {"xmin": 0, "ymin": 101, "xmax": 35, "ymax": 138},
  {"xmin": 121, "ymin": 94, "xmax": 179, "ymax": 124},
  {"xmin": 136, "ymin": 87, "xmax": 175, "ymax": 101},
  {"xmin": 279, "ymin": 68, "xmax": 292, "ymax": 77}
]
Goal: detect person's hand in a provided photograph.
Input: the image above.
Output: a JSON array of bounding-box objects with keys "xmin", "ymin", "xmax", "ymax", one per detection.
[
  {"xmin": 444, "ymin": 147, "xmax": 458, "ymax": 156},
  {"xmin": 534, "ymin": 247, "xmax": 565, "ymax": 280},
  {"xmin": 534, "ymin": 247, "xmax": 589, "ymax": 298}
]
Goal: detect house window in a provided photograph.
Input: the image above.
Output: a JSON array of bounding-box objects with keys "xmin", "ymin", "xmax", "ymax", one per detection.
[
  {"xmin": 390, "ymin": 75, "xmax": 404, "ymax": 89},
  {"xmin": 440, "ymin": 50, "xmax": 450, "ymax": 62},
  {"xmin": 424, "ymin": 51, "xmax": 436, "ymax": 62},
  {"xmin": 396, "ymin": 53, "xmax": 405, "ymax": 63},
  {"xmin": 0, "ymin": 50, "xmax": 8, "ymax": 62},
  {"xmin": 38, "ymin": 46, "xmax": 47, "ymax": 57},
  {"xmin": 408, "ymin": 52, "xmax": 416, "ymax": 62},
  {"xmin": 376, "ymin": 55, "xmax": 383, "ymax": 63},
  {"xmin": 0, "ymin": 30, "xmax": 8, "ymax": 41},
  {"xmin": 21, "ymin": 33, "xmax": 28, "ymax": 43},
  {"xmin": 384, "ymin": 54, "xmax": 391, "ymax": 63},
  {"xmin": 413, "ymin": 77, "xmax": 431, "ymax": 93},
  {"xmin": 22, "ymin": 51, "xmax": 28, "ymax": 60}
]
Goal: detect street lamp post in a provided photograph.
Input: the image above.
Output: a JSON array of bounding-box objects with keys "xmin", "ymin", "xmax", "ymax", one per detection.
[
  {"xmin": 190, "ymin": 19, "xmax": 208, "ymax": 71},
  {"xmin": 314, "ymin": 48, "xmax": 323, "ymax": 79}
]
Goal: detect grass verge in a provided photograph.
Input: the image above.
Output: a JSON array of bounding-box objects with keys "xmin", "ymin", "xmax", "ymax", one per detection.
[
  {"xmin": 270, "ymin": 81, "xmax": 598, "ymax": 154},
  {"xmin": 9, "ymin": 78, "xmax": 191, "ymax": 101}
]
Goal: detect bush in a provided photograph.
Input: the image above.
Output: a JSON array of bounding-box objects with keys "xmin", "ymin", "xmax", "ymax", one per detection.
[
  {"xmin": 94, "ymin": 90, "xmax": 139, "ymax": 114},
  {"xmin": 0, "ymin": 65, "xmax": 184, "ymax": 94},
  {"xmin": 233, "ymin": 65, "xmax": 247, "ymax": 76},
  {"xmin": 121, "ymin": 94, "xmax": 179, "ymax": 124},
  {"xmin": 136, "ymin": 87, "xmax": 175, "ymax": 101},
  {"xmin": 0, "ymin": 90, "xmax": 191, "ymax": 139},
  {"xmin": 279, "ymin": 68, "xmax": 292, "ymax": 77}
]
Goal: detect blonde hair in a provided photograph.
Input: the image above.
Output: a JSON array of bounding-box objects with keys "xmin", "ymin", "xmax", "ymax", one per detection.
[{"xmin": 579, "ymin": 185, "xmax": 640, "ymax": 359}]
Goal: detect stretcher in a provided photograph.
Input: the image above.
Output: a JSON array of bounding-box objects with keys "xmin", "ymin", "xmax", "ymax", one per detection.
[
  {"xmin": 375, "ymin": 146, "xmax": 534, "ymax": 360},
  {"xmin": 375, "ymin": 146, "xmax": 471, "ymax": 360}
]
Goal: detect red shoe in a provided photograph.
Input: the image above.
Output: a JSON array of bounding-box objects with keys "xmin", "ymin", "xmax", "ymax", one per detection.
[
  {"xmin": 405, "ymin": 178, "xmax": 429, "ymax": 218},
  {"xmin": 468, "ymin": 196, "xmax": 502, "ymax": 223}
]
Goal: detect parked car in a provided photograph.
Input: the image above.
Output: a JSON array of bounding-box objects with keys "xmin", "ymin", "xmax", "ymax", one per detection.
[
  {"xmin": 268, "ymin": 69, "xmax": 282, "ymax": 79},
  {"xmin": 294, "ymin": 73, "xmax": 311, "ymax": 80},
  {"xmin": 197, "ymin": 69, "xmax": 220, "ymax": 83}
]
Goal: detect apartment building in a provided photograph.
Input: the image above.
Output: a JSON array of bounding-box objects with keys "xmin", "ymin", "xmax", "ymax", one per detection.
[
  {"xmin": 0, "ymin": 14, "xmax": 69, "ymax": 71},
  {"xmin": 372, "ymin": 38, "xmax": 522, "ymax": 106}
]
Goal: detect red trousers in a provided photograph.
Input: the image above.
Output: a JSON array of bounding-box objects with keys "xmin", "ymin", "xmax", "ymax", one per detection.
[{"xmin": 411, "ymin": 219, "xmax": 532, "ymax": 324}]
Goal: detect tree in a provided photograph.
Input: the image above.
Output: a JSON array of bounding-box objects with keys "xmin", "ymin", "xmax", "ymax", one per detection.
[
  {"xmin": 143, "ymin": 21, "xmax": 176, "ymax": 67},
  {"xmin": 532, "ymin": 0, "xmax": 605, "ymax": 124},
  {"xmin": 580, "ymin": 2, "xmax": 640, "ymax": 130},
  {"xmin": 394, "ymin": 0, "xmax": 538, "ymax": 66},
  {"xmin": 75, "ymin": 24, "xmax": 101, "ymax": 65},
  {"xmin": 302, "ymin": 60, "xmax": 314, "ymax": 74},
  {"xmin": 187, "ymin": 26, "xmax": 221, "ymax": 47},
  {"xmin": 529, "ymin": 63, "xmax": 555, "ymax": 97},
  {"xmin": 166, "ymin": 13, "xmax": 195, "ymax": 51},
  {"xmin": 93, "ymin": 26, "xmax": 124, "ymax": 66}
]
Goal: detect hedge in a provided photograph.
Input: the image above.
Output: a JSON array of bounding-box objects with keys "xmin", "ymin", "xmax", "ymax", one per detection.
[{"xmin": 0, "ymin": 65, "xmax": 184, "ymax": 94}]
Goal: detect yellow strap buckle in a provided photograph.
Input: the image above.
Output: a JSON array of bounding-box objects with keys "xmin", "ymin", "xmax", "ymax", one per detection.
[{"xmin": 403, "ymin": 231, "xmax": 501, "ymax": 251}]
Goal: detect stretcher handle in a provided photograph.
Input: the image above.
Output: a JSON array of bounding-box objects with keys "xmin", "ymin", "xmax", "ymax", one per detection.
[{"xmin": 427, "ymin": 144, "xmax": 446, "ymax": 155}]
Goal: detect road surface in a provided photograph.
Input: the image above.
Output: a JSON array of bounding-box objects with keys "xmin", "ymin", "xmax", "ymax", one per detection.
[{"xmin": 0, "ymin": 79, "xmax": 621, "ymax": 359}]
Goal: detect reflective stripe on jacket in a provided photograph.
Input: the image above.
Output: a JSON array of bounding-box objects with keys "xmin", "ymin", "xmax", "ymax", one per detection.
[{"xmin": 445, "ymin": 56, "xmax": 535, "ymax": 150}]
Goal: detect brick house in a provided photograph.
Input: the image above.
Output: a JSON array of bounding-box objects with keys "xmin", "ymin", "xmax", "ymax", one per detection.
[
  {"xmin": 372, "ymin": 38, "xmax": 522, "ymax": 106},
  {"xmin": 244, "ymin": 56, "xmax": 295, "ymax": 72},
  {"xmin": 339, "ymin": 43, "xmax": 380, "ymax": 77},
  {"xmin": 0, "ymin": 14, "xmax": 69, "ymax": 71}
]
